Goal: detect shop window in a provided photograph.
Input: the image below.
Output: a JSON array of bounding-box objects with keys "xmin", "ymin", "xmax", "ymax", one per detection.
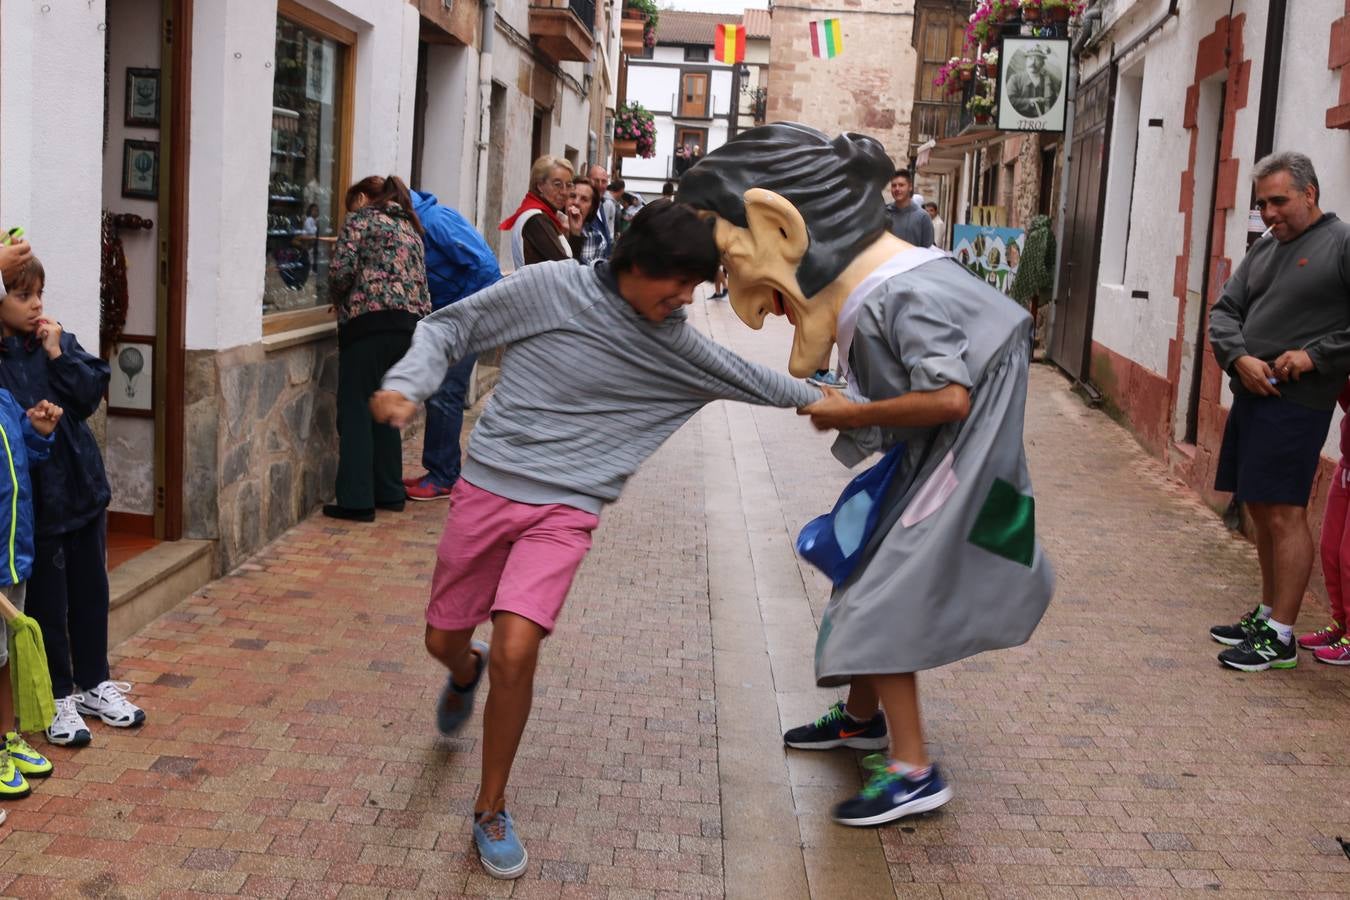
[{"xmin": 264, "ymin": 1, "xmax": 354, "ymax": 329}]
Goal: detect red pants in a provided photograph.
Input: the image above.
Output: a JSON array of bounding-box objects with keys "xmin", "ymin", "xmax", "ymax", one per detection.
[{"xmin": 1319, "ymin": 464, "xmax": 1350, "ymax": 627}]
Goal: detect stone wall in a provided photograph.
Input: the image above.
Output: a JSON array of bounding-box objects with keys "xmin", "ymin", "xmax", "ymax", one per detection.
[
  {"xmin": 765, "ymin": 0, "xmax": 919, "ymax": 164},
  {"xmin": 184, "ymin": 338, "xmax": 339, "ymax": 573}
]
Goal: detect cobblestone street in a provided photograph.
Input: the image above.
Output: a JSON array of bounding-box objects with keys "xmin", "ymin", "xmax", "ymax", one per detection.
[{"xmin": 3, "ymin": 294, "xmax": 1348, "ymax": 898}]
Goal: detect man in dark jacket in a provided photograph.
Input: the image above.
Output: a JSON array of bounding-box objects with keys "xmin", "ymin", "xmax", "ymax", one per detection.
[
  {"xmin": 407, "ymin": 191, "xmax": 502, "ymax": 501},
  {"xmin": 1207, "ymin": 151, "xmax": 1350, "ymax": 672}
]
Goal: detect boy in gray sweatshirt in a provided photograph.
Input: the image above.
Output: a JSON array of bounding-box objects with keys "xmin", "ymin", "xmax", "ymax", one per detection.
[{"xmin": 372, "ymin": 200, "xmax": 820, "ymax": 880}]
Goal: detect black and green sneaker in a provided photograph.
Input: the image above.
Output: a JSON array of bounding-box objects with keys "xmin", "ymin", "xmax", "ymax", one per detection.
[
  {"xmin": 1210, "ymin": 606, "xmax": 1264, "ymax": 646},
  {"xmin": 1218, "ymin": 621, "xmax": 1297, "ymax": 672}
]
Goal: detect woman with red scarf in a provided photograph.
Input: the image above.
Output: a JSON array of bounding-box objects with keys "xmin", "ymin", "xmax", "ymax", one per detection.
[{"xmin": 500, "ymin": 156, "xmax": 574, "ymax": 269}]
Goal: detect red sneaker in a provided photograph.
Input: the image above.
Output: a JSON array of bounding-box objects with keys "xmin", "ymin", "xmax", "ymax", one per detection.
[
  {"xmin": 1296, "ymin": 623, "xmax": 1346, "ymax": 650},
  {"xmin": 406, "ymin": 477, "xmax": 454, "ymax": 501},
  {"xmin": 402, "ymin": 473, "xmax": 427, "ymax": 488},
  {"xmin": 1313, "ymin": 636, "xmax": 1350, "ymax": 665}
]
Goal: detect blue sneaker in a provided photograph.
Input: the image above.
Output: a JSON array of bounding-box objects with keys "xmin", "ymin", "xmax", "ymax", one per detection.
[
  {"xmin": 806, "ymin": 370, "xmax": 848, "ymax": 389},
  {"xmin": 473, "ymin": 810, "xmax": 528, "ymax": 879},
  {"xmin": 832, "ymin": 755, "xmax": 953, "ymax": 827},
  {"xmin": 783, "ymin": 700, "xmax": 888, "ymax": 750},
  {"xmin": 435, "ymin": 640, "xmax": 488, "ymax": 736}
]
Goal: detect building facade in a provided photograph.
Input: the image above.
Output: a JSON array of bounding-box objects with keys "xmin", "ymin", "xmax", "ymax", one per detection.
[
  {"xmin": 1052, "ymin": 0, "xmax": 1350, "ymax": 516},
  {"xmin": 0, "ymin": 0, "xmax": 613, "ymax": 574},
  {"xmin": 765, "ymin": 0, "xmax": 919, "ymax": 166},
  {"xmin": 619, "ymin": 9, "xmax": 770, "ymax": 196}
]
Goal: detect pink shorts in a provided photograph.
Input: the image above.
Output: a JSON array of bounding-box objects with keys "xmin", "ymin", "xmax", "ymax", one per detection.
[{"xmin": 426, "ymin": 479, "xmax": 600, "ymax": 634}]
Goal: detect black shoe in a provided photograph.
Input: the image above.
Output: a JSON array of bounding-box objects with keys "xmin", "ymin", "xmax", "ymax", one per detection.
[
  {"xmin": 322, "ymin": 504, "xmax": 375, "ymax": 522},
  {"xmin": 1210, "ymin": 606, "xmax": 1263, "ymax": 646},
  {"xmin": 1218, "ymin": 621, "xmax": 1298, "ymax": 672},
  {"xmin": 783, "ymin": 700, "xmax": 888, "ymax": 750},
  {"xmin": 832, "ymin": 757, "xmax": 953, "ymax": 827},
  {"xmin": 376, "ymin": 499, "xmax": 406, "ymax": 512}
]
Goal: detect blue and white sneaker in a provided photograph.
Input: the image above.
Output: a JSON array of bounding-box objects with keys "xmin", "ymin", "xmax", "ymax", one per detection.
[
  {"xmin": 832, "ymin": 755, "xmax": 953, "ymax": 827},
  {"xmin": 473, "ymin": 809, "xmax": 528, "ymax": 879},
  {"xmin": 435, "ymin": 640, "xmax": 488, "ymax": 736},
  {"xmin": 806, "ymin": 370, "xmax": 848, "ymax": 389}
]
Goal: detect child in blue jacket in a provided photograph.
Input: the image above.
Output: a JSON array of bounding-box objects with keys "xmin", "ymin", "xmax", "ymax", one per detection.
[
  {"xmin": 0, "ymin": 258, "xmax": 144, "ymax": 747},
  {"xmin": 0, "ymin": 387, "xmax": 63, "ymax": 801}
]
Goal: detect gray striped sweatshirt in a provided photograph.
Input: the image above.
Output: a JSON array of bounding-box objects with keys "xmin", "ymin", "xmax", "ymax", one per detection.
[{"xmin": 382, "ymin": 261, "xmax": 818, "ymax": 512}]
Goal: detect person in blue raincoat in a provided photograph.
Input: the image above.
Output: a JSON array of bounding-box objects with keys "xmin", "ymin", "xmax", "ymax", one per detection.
[{"xmin": 404, "ymin": 191, "xmax": 503, "ymax": 501}]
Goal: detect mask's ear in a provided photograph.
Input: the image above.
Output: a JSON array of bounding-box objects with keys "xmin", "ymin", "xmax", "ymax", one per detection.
[{"xmin": 743, "ymin": 188, "xmax": 809, "ymax": 264}]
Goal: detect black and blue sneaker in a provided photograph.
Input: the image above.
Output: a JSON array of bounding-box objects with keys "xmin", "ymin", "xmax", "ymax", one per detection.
[
  {"xmin": 783, "ymin": 700, "xmax": 888, "ymax": 750},
  {"xmin": 832, "ymin": 755, "xmax": 953, "ymax": 827}
]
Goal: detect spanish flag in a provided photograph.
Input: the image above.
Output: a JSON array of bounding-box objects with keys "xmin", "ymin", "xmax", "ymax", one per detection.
[
  {"xmin": 809, "ymin": 18, "xmax": 843, "ymax": 59},
  {"xmin": 714, "ymin": 23, "xmax": 746, "ymax": 64}
]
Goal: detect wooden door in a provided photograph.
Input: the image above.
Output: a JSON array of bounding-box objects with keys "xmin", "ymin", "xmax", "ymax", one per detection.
[
  {"xmin": 1048, "ymin": 67, "xmax": 1113, "ymax": 383},
  {"xmin": 680, "ymin": 72, "xmax": 708, "ymax": 117}
]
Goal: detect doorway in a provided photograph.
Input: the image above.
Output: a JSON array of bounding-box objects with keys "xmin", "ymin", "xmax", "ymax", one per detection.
[
  {"xmin": 680, "ymin": 72, "xmax": 709, "ymax": 118},
  {"xmin": 101, "ymin": 0, "xmax": 190, "ymax": 564}
]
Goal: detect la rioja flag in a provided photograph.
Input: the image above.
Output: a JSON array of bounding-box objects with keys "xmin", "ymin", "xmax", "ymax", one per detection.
[
  {"xmin": 714, "ymin": 23, "xmax": 746, "ymax": 64},
  {"xmin": 809, "ymin": 18, "xmax": 843, "ymax": 59}
]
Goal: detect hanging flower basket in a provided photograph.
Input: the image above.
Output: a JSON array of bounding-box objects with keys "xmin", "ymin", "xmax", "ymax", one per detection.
[
  {"xmin": 613, "ymin": 139, "xmax": 638, "ymax": 158},
  {"xmin": 1021, "ymin": 0, "xmax": 1043, "ymax": 22},
  {"xmin": 1046, "ymin": 3, "xmax": 1071, "ymax": 22},
  {"xmin": 614, "ymin": 101, "xmax": 656, "ymax": 158}
]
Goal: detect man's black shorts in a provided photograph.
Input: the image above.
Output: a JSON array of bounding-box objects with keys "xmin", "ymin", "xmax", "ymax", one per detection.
[{"xmin": 1215, "ymin": 393, "xmax": 1333, "ymax": 507}]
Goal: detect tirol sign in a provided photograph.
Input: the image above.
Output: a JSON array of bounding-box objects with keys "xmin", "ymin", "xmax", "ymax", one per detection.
[{"xmin": 996, "ymin": 37, "xmax": 1069, "ymax": 133}]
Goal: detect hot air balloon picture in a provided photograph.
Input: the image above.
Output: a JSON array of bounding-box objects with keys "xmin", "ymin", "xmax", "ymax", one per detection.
[
  {"xmin": 108, "ymin": 337, "xmax": 154, "ymax": 416},
  {"xmin": 121, "ymin": 139, "xmax": 159, "ymax": 200}
]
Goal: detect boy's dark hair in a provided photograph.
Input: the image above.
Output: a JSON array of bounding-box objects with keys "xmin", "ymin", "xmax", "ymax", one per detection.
[
  {"xmin": 7, "ymin": 256, "xmax": 44, "ymax": 293},
  {"xmin": 892, "ymin": 168, "xmax": 912, "ymax": 182},
  {"xmin": 661, "ymin": 181, "xmax": 675, "ymax": 197},
  {"xmin": 609, "ymin": 200, "xmax": 718, "ymax": 282},
  {"xmin": 677, "ymin": 122, "xmax": 892, "ymax": 297},
  {"xmin": 923, "ymin": 201, "xmax": 938, "ymax": 211},
  {"xmin": 608, "ymin": 179, "xmax": 626, "ymax": 193}
]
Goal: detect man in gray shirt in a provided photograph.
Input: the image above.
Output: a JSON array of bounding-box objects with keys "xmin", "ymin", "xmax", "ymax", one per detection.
[
  {"xmin": 885, "ymin": 169, "xmax": 934, "ymax": 247},
  {"xmin": 371, "ymin": 200, "xmax": 820, "ymax": 882},
  {"xmin": 1207, "ymin": 151, "xmax": 1350, "ymax": 672}
]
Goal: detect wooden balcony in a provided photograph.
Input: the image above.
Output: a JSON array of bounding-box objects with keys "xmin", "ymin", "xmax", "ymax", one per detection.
[
  {"xmin": 529, "ymin": 0, "xmax": 595, "ymax": 63},
  {"xmin": 620, "ymin": 17, "xmax": 646, "ymax": 55}
]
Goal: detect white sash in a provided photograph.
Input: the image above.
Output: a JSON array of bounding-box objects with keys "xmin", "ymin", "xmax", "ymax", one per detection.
[{"xmin": 835, "ymin": 246, "xmax": 947, "ymax": 378}]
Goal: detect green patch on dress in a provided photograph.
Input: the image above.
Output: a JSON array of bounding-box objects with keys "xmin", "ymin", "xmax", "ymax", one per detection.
[
  {"xmin": 968, "ymin": 478, "xmax": 1035, "ymax": 567},
  {"xmin": 814, "ymin": 612, "xmax": 833, "ymax": 669}
]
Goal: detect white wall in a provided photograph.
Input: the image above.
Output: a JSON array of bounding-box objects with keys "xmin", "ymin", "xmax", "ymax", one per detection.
[
  {"xmin": 0, "ymin": 1, "xmax": 105, "ymax": 346},
  {"xmin": 185, "ymin": 0, "xmax": 421, "ymax": 352}
]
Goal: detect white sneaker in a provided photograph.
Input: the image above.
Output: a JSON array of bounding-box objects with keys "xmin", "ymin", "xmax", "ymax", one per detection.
[
  {"xmin": 46, "ymin": 696, "xmax": 93, "ymax": 746},
  {"xmin": 75, "ymin": 681, "xmax": 146, "ymax": 728}
]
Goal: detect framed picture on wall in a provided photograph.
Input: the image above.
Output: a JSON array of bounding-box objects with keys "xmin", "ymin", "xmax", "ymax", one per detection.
[
  {"xmin": 125, "ymin": 68, "xmax": 160, "ymax": 127},
  {"xmin": 996, "ymin": 38, "xmax": 1069, "ymax": 133},
  {"xmin": 121, "ymin": 140, "xmax": 159, "ymax": 199},
  {"xmin": 107, "ymin": 336, "xmax": 154, "ymax": 417}
]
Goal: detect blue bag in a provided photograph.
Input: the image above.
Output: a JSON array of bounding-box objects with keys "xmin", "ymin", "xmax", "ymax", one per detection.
[{"xmin": 796, "ymin": 442, "xmax": 907, "ymax": 586}]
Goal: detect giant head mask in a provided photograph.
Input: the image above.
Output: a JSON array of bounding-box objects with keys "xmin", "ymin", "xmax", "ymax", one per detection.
[{"xmin": 678, "ymin": 123, "xmax": 895, "ymax": 376}]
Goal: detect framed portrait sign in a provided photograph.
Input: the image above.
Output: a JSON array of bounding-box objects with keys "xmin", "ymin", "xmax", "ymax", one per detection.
[
  {"xmin": 121, "ymin": 140, "xmax": 159, "ymax": 200},
  {"xmin": 997, "ymin": 38, "xmax": 1069, "ymax": 133},
  {"xmin": 125, "ymin": 68, "xmax": 160, "ymax": 127},
  {"xmin": 108, "ymin": 336, "xmax": 155, "ymax": 417}
]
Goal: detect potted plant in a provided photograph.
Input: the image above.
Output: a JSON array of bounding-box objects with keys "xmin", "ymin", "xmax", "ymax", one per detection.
[
  {"xmin": 614, "ymin": 101, "xmax": 657, "ymax": 159},
  {"xmin": 958, "ymin": 57, "xmax": 977, "ymax": 82},
  {"xmin": 1020, "ymin": 0, "xmax": 1043, "ymax": 22},
  {"xmin": 624, "ymin": 0, "xmax": 659, "ymax": 35},
  {"xmin": 1044, "ymin": 0, "xmax": 1072, "ymax": 22},
  {"xmin": 979, "ymin": 48, "xmax": 1000, "ymax": 78},
  {"xmin": 966, "ymin": 3, "xmax": 993, "ymax": 46},
  {"xmin": 967, "ymin": 93, "xmax": 995, "ymax": 124}
]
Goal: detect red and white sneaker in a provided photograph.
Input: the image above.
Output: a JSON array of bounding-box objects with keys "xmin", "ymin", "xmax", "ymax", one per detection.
[
  {"xmin": 1296, "ymin": 623, "xmax": 1346, "ymax": 651},
  {"xmin": 1313, "ymin": 635, "xmax": 1350, "ymax": 665},
  {"xmin": 406, "ymin": 477, "xmax": 453, "ymax": 502}
]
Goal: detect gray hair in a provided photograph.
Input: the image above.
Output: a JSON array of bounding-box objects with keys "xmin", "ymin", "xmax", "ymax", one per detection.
[{"xmin": 1252, "ymin": 151, "xmax": 1319, "ymax": 200}]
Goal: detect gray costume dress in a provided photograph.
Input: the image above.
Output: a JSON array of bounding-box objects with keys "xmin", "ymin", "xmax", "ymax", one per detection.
[{"xmin": 815, "ymin": 253, "xmax": 1055, "ymax": 685}]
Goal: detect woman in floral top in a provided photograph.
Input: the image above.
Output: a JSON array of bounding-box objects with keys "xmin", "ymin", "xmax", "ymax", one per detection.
[{"xmin": 325, "ymin": 174, "xmax": 432, "ymax": 522}]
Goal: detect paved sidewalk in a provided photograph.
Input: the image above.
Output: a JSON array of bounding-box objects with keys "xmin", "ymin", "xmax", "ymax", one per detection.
[{"xmin": 0, "ymin": 293, "xmax": 1346, "ymax": 898}]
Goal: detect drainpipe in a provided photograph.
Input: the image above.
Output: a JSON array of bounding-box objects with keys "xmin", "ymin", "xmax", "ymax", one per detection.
[{"xmin": 473, "ymin": 0, "xmax": 496, "ymax": 232}]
